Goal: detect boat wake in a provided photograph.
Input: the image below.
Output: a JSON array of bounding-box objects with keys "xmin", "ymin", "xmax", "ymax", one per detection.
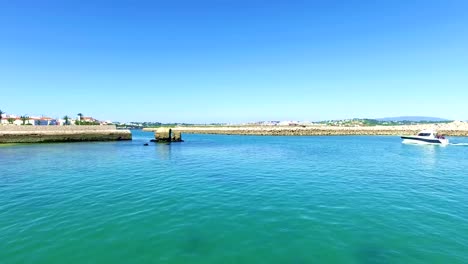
[{"xmin": 449, "ymin": 143, "xmax": 468, "ymax": 146}]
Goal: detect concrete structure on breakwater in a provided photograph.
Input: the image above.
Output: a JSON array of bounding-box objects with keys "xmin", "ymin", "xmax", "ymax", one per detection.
[
  {"xmin": 143, "ymin": 121, "xmax": 468, "ymax": 137},
  {"xmin": 0, "ymin": 125, "xmax": 132, "ymax": 143},
  {"xmin": 154, "ymin": 127, "xmax": 183, "ymax": 143}
]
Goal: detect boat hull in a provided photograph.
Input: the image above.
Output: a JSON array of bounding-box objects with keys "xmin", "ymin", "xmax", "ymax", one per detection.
[{"xmin": 401, "ymin": 136, "xmax": 449, "ymax": 145}]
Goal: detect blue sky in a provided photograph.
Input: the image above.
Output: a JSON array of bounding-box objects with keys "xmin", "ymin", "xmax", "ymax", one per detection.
[{"xmin": 1, "ymin": 0, "xmax": 467, "ymax": 123}]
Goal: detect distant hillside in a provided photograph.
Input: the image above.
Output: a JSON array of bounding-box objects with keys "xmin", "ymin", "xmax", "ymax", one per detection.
[{"xmin": 376, "ymin": 116, "xmax": 450, "ymax": 122}]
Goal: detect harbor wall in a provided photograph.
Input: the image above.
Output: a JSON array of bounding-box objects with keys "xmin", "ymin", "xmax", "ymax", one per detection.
[
  {"xmin": 176, "ymin": 128, "xmax": 468, "ymax": 136},
  {"xmin": 0, "ymin": 125, "xmax": 132, "ymax": 143},
  {"xmin": 0, "ymin": 125, "xmax": 121, "ymax": 131},
  {"xmin": 143, "ymin": 122, "xmax": 468, "ymax": 137}
]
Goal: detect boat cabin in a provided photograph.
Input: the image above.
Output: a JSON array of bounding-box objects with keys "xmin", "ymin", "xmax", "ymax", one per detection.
[
  {"xmin": 417, "ymin": 130, "xmax": 445, "ymax": 139},
  {"xmin": 417, "ymin": 131, "xmax": 435, "ymax": 137}
]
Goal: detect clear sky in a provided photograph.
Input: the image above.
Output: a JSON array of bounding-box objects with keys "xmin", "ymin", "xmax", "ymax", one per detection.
[{"xmin": 0, "ymin": 0, "xmax": 467, "ymax": 123}]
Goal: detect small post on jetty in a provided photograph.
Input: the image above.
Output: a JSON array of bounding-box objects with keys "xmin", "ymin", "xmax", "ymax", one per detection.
[
  {"xmin": 171, "ymin": 130, "xmax": 182, "ymax": 142},
  {"xmin": 155, "ymin": 127, "xmax": 183, "ymax": 143}
]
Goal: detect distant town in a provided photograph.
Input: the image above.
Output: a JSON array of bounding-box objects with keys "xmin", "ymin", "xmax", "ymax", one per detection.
[
  {"xmin": 0, "ymin": 110, "xmax": 112, "ymax": 126},
  {"xmin": 116, "ymin": 118, "xmax": 455, "ymax": 129},
  {"xmin": 0, "ymin": 109, "xmax": 457, "ymax": 128}
]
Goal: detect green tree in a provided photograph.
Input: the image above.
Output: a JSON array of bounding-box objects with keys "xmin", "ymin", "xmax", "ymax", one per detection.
[
  {"xmin": 20, "ymin": 115, "xmax": 29, "ymax": 125},
  {"xmin": 77, "ymin": 113, "xmax": 83, "ymax": 125},
  {"xmin": 63, "ymin": 115, "xmax": 70, "ymax": 125},
  {"xmin": 7, "ymin": 118, "xmax": 14, "ymax": 124},
  {"xmin": 0, "ymin": 109, "xmax": 4, "ymax": 124}
]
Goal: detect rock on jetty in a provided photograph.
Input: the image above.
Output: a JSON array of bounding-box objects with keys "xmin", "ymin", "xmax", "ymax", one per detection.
[
  {"xmin": 154, "ymin": 127, "xmax": 183, "ymax": 143},
  {"xmin": 143, "ymin": 121, "xmax": 468, "ymax": 137},
  {"xmin": 0, "ymin": 125, "xmax": 132, "ymax": 143}
]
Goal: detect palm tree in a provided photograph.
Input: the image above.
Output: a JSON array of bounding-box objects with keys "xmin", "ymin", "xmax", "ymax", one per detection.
[
  {"xmin": 77, "ymin": 113, "xmax": 83, "ymax": 125},
  {"xmin": 20, "ymin": 115, "xmax": 29, "ymax": 125},
  {"xmin": 63, "ymin": 115, "xmax": 70, "ymax": 125},
  {"xmin": 0, "ymin": 109, "xmax": 4, "ymax": 124}
]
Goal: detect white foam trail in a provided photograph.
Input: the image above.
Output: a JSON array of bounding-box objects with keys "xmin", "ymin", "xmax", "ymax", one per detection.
[{"xmin": 449, "ymin": 143, "xmax": 468, "ymax": 146}]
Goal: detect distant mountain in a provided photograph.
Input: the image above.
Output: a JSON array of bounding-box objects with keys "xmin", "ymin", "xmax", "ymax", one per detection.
[{"xmin": 376, "ymin": 116, "xmax": 450, "ymax": 122}]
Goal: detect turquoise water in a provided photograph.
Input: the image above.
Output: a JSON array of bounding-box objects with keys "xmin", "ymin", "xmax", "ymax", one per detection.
[{"xmin": 1, "ymin": 130, "xmax": 468, "ymax": 263}]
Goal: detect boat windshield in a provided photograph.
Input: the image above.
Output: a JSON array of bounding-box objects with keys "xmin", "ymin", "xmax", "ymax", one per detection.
[{"xmin": 417, "ymin": 133, "xmax": 432, "ymax": 137}]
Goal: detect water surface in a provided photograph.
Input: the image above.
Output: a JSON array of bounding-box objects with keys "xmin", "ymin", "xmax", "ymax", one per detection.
[{"xmin": 1, "ymin": 131, "xmax": 468, "ymax": 263}]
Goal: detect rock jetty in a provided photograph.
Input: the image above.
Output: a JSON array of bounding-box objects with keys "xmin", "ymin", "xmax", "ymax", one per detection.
[
  {"xmin": 143, "ymin": 121, "xmax": 468, "ymax": 137},
  {"xmin": 0, "ymin": 125, "xmax": 132, "ymax": 143}
]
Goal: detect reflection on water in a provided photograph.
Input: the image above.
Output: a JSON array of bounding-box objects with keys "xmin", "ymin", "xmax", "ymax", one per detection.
[
  {"xmin": 450, "ymin": 143, "xmax": 468, "ymax": 146},
  {"xmin": 402, "ymin": 143, "xmax": 441, "ymax": 168},
  {"xmin": 155, "ymin": 143, "xmax": 172, "ymax": 160}
]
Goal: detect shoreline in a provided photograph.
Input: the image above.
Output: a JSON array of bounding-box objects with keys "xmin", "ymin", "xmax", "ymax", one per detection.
[{"xmin": 143, "ymin": 121, "xmax": 468, "ymax": 137}]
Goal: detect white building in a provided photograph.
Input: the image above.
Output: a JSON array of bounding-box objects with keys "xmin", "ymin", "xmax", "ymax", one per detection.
[{"xmin": 0, "ymin": 115, "xmax": 60, "ymax": 126}]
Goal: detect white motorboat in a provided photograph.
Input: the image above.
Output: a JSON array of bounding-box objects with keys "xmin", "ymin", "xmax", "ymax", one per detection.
[{"xmin": 401, "ymin": 130, "xmax": 449, "ymax": 145}]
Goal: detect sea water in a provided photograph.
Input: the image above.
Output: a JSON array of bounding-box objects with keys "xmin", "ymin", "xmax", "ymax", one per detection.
[{"xmin": 1, "ymin": 130, "xmax": 467, "ymax": 263}]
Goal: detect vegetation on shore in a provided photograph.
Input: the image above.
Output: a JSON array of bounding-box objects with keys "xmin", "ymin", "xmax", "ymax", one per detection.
[
  {"xmin": 20, "ymin": 115, "xmax": 29, "ymax": 125},
  {"xmin": 75, "ymin": 120, "xmax": 100, "ymax": 125},
  {"xmin": 63, "ymin": 115, "xmax": 70, "ymax": 125}
]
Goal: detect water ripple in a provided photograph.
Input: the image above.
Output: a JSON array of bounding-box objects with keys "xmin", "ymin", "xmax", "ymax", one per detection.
[{"xmin": 1, "ymin": 132, "xmax": 468, "ymax": 263}]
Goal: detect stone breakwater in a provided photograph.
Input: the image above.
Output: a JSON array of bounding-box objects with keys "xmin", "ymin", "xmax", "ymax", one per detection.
[
  {"xmin": 0, "ymin": 125, "xmax": 132, "ymax": 143},
  {"xmin": 143, "ymin": 121, "xmax": 468, "ymax": 137}
]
